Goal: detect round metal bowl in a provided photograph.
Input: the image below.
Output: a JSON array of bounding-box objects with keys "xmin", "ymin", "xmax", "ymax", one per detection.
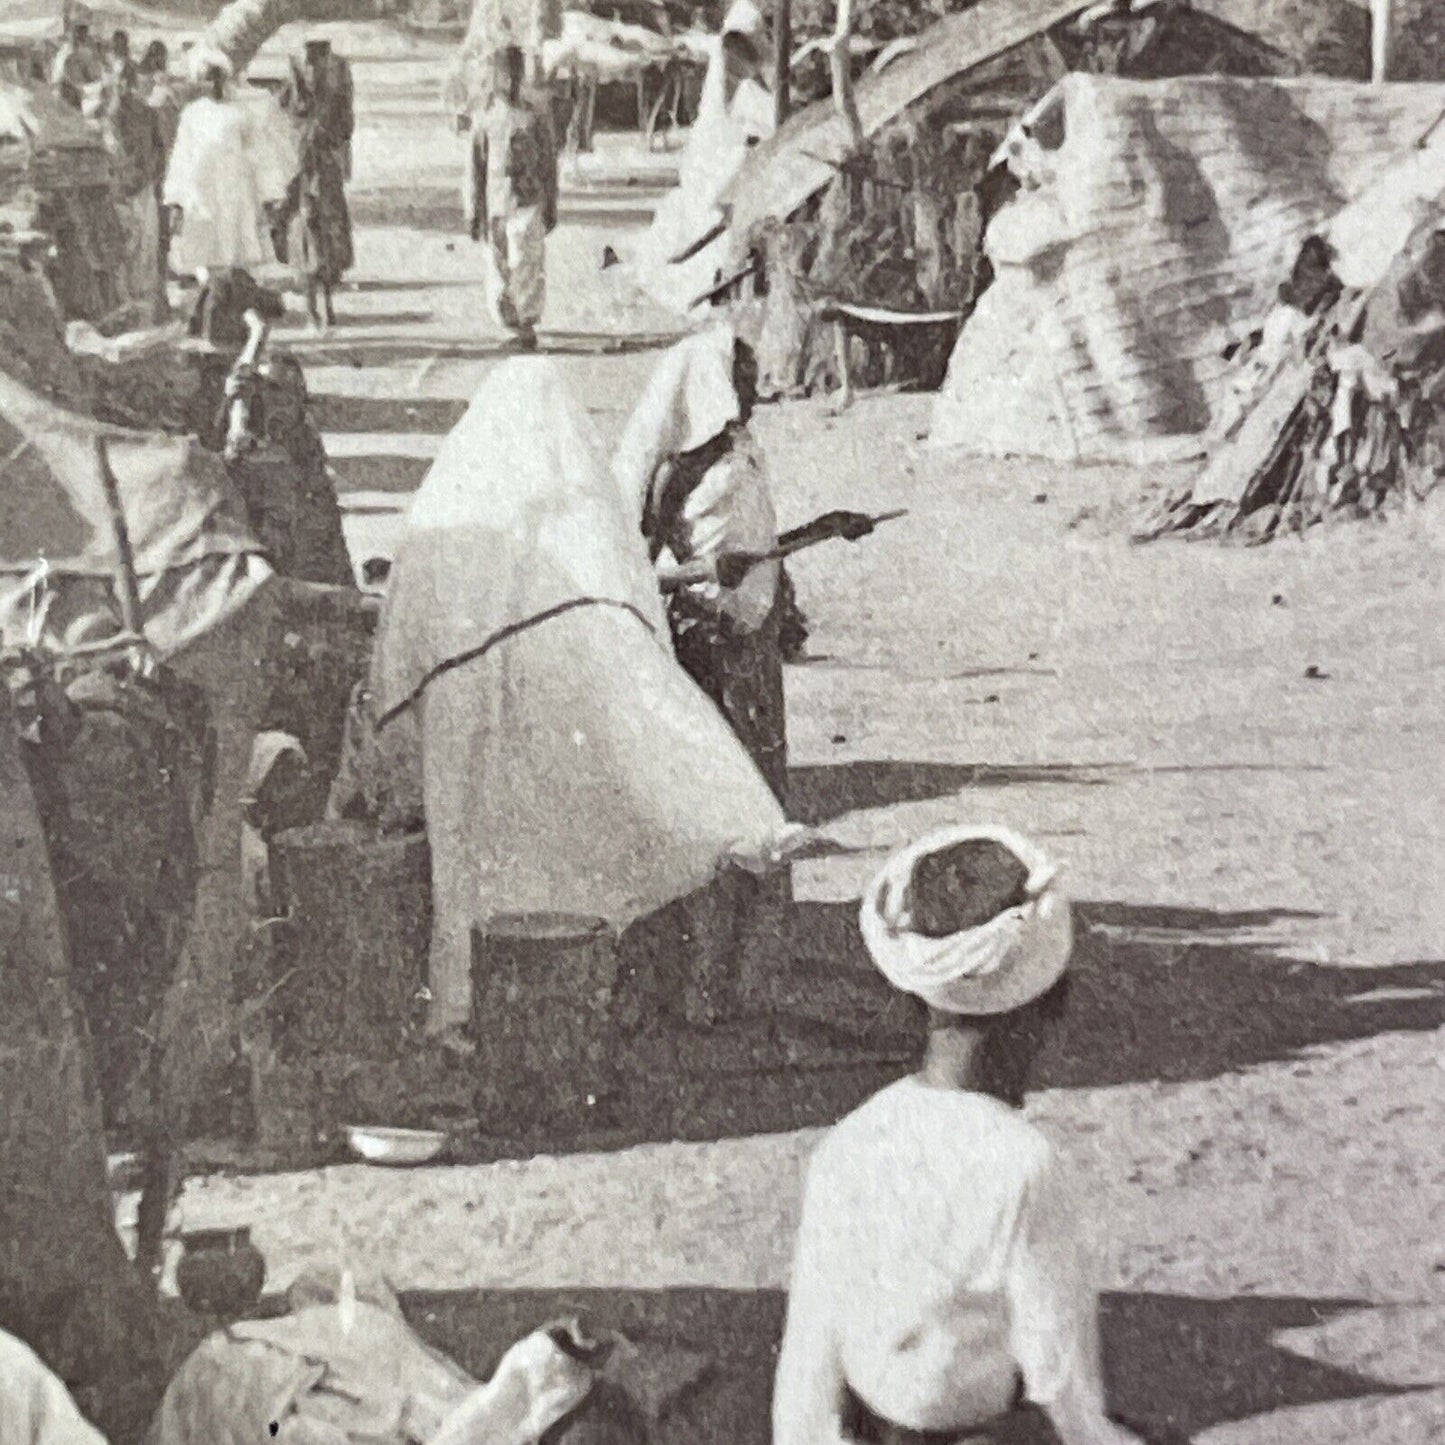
[{"xmin": 344, "ymin": 1125, "xmax": 448, "ymax": 1166}]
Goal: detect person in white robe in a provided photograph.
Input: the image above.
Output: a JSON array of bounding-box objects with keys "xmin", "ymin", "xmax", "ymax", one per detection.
[
  {"xmin": 370, "ymin": 358, "xmax": 805, "ymax": 1048},
  {"xmin": 162, "ymin": 50, "xmax": 297, "ymax": 282}
]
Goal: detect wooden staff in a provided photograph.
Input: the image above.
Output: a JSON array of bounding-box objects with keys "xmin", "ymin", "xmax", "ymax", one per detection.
[
  {"xmin": 772, "ymin": 0, "xmax": 792, "ymax": 128},
  {"xmin": 660, "ymin": 508, "xmax": 906, "ymax": 590},
  {"xmin": 94, "ymin": 435, "xmax": 146, "ymax": 646}
]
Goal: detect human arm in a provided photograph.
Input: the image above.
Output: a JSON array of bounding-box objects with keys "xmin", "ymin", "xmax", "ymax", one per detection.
[
  {"xmin": 772, "ymin": 1170, "xmax": 851, "ymax": 1445},
  {"xmin": 1006, "ymin": 1158, "xmax": 1147, "ymax": 1445}
]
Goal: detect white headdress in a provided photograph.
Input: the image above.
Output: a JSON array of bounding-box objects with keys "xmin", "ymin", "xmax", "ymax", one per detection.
[{"xmin": 860, "ymin": 825, "xmax": 1072, "ymax": 1016}]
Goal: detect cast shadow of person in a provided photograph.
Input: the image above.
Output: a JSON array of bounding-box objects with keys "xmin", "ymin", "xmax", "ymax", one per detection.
[{"xmin": 391, "ymin": 1284, "xmax": 1423, "ymax": 1445}]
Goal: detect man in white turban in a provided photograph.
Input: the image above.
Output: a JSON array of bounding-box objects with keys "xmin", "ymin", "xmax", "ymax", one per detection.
[{"xmin": 773, "ymin": 826, "xmax": 1149, "ymax": 1445}]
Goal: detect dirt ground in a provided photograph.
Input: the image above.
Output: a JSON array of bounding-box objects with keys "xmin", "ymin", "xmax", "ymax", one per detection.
[{"xmin": 159, "ymin": 27, "xmax": 1445, "ymax": 1445}]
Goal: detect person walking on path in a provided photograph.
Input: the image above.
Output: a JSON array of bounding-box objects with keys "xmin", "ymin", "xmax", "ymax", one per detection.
[
  {"xmin": 139, "ymin": 41, "xmax": 181, "ymax": 309},
  {"xmin": 277, "ymin": 38, "xmax": 356, "ymax": 332},
  {"xmin": 102, "ymin": 62, "xmax": 167, "ymax": 319},
  {"xmin": 773, "ymin": 825, "xmax": 1152, "ymax": 1445},
  {"xmin": 467, "ymin": 44, "xmax": 557, "ymax": 349},
  {"xmin": 162, "ymin": 52, "xmax": 296, "ymax": 302}
]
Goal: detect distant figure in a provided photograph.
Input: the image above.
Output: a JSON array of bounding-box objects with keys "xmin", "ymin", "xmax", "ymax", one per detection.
[
  {"xmin": 108, "ymin": 27, "xmax": 132, "ymax": 82},
  {"xmin": 614, "ymin": 325, "xmax": 792, "ymax": 1022},
  {"xmin": 616, "ymin": 326, "xmax": 787, "ymax": 799},
  {"xmin": 162, "ymin": 52, "xmax": 296, "ymax": 323},
  {"xmin": 467, "ymin": 44, "xmax": 558, "ymax": 349},
  {"xmin": 773, "ymin": 827, "xmax": 1149, "ymax": 1445},
  {"xmin": 102, "ymin": 62, "xmax": 167, "ymax": 318},
  {"xmin": 51, "ymin": 3, "xmax": 103, "ymax": 109},
  {"xmin": 277, "ymin": 37, "xmax": 356, "ymax": 332},
  {"xmin": 139, "ymin": 41, "xmax": 181, "ymax": 308}
]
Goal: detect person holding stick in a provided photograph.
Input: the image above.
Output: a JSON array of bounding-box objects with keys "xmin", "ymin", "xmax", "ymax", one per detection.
[{"xmin": 615, "ymin": 326, "xmax": 788, "ymax": 803}]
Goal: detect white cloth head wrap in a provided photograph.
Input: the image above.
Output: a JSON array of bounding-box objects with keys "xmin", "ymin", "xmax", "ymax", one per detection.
[
  {"xmin": 860, "ymin": 824, "xmax": 1073, "ymax": 1016},
  {"xmin": 611, "ymin": 325, "xmax": 741, "ymax": 522},
  {"xmin": 723, "ymin": 0, "xmax": 765, "ymax": 36}
]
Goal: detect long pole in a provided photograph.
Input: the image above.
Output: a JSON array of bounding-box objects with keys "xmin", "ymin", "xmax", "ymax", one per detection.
[
  {"xmin": 1371, "ymin": 0, "xmax": 1392, "ymax": 84},
  {"xmin": 772, "ymin": 0, "xmax": 792, "ymax": 129},
  {"xmin": 829, "ymin": 0, "xmax": 862, "ymax": 150},
  {"xmin": 94, "ymin": 436, "xmax": 145, "ymax": 645}
]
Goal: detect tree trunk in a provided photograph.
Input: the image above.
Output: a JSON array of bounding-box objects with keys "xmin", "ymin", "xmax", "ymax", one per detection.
[
  {"xmin": 1371, "ymin": 0, "xmax": 1393, "ymax": 81},
  {"xmin": 829, "ymin": 0, "xmax": 862, "ymax": 151},
  {"xmin": 772, "ymin": 0, "xmax": 792, "ymax": 129}
]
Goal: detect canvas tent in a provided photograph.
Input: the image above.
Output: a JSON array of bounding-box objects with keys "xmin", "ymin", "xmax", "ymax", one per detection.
[
  {"xmin": 0, "ymin": 359, "xmax": 297, "ymax": 1275},
  {"xmin": 929, "ymin": 73, "xmax": 1445, "ymax": 464}
]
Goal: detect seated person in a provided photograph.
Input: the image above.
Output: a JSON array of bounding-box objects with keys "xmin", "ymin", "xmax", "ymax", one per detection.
[{"xmin": 772, "ymin": 826, "xmax": 1149, "ymax": 1445}]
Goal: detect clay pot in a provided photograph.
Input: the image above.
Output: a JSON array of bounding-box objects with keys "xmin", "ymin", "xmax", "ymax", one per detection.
[{"xmin": 176, "ymin": 1226, "xmax": 266, "ymax": 1317}]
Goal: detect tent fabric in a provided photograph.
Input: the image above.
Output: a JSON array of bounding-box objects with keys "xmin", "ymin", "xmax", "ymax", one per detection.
[
  {"xmin": 717, "ymin": 0, "xmax": 1090, "ymax": 248},
  {"xmin": 542, "ymin": 12, "xmax": 681, "ymax": 84},
  {"xmin": 0, "ymin": 690, "xmax": 163, "ymax": 1437},
  {"xmin": 930, "ymin": 74, "xmax": 1445, "ymax": 464},
  {"xmin": 628, "ymin": 13, "xmax": 774, "ymax": 315},
  {"xmin": 371, "ymin": 359, "xmax": 803, "ymax": 1032},
  {"xmin": 0, "ymin": 366, "xmax": 272, "ymax": 659},
  {"xmin": 0, "ymin": 1330, "xmax": 107, "ymax": 1445}
]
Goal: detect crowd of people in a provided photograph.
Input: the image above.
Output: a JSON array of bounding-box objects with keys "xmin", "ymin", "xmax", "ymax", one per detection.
[{"xmin": 36, "ymin": 7, "xmax": 358, "ymax": 337}]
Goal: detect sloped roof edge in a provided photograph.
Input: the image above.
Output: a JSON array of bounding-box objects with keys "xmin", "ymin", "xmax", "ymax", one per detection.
[{"xmin": 719, "ymin": 0, "xmax": 1090, "ymax": 241}]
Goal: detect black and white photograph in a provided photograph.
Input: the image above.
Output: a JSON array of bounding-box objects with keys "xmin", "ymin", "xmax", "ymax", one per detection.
[{"xmin": 1, "ymin": 0, "xmax": 1442, "ymax": 1441}]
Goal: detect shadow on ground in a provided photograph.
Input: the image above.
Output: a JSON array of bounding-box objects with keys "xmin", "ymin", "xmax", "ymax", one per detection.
[
  {"xmin": 759, "ymin": 896, "xmax": 1445, "ymax": 1094},
  {"xmin": 329, "ymin": 452, "xmax": 435, "ymax": 494},
  {"xmin": 393, "ymin": 1285, "xmax": 1418, "ymax": 1445},
  {"xmin": 350, "ymin": 187, "xmax": 660, "ymax": 230},
  {"xmin": 294, "ymin": 330, "xmax": 679, "ymax": 368},
  {"xmin": 281, "ymin": 888, "xmax": 1445, "ymax": 1161},
  {"xmin": 313, "ymin": 392, "xmax": 467, "ymax": 433},
  {"xmin": 788, "ymin": 759, "xmax": 1118, "ymax": 825},
  {"xmin": 785, "ymin": 758, "xmax": 1328, "ymax": 827}
]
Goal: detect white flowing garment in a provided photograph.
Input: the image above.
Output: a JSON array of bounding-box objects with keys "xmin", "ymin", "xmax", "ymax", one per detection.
[
  {"xmin": 613, "ymin": 326, "xmax": 779, "ymax": 629},
  {"xmin": 163, "ymin": 93, "xmax": 297, "ymax": 274},
  {"xmin": 372, "ymin": 360, "xmax": 804, "ymax": 1032},
  {"xmin": 630, "ymin": 2, "xmax": 773, "ymax": 314},
  {"xmin": 0, "ymin": 1331, "xmax": 106, "ymax": 1445}
]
